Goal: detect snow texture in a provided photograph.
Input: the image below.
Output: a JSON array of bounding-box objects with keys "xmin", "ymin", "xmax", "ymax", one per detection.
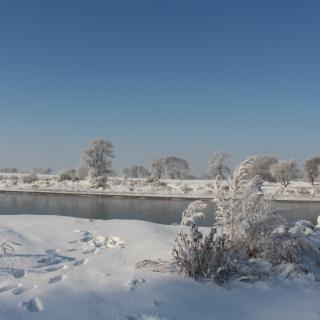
[{"xmin": 0, "ymin": 215, "xmax": 320, "ymax": 319}]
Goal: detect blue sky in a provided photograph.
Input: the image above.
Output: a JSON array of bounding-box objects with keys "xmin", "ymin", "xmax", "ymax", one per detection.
[{"xmin": 0, "ymin": 0, "xmax": 319, "ymax": 174}]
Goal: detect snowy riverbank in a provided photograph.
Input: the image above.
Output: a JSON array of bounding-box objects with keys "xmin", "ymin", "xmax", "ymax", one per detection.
[
  {"xmin": 1, "ymin": 215, "xmax": 320, "ymax": 320},
  {"xmin": 1, "ymin": 174, "xmax": 320, "ymax": 201}
]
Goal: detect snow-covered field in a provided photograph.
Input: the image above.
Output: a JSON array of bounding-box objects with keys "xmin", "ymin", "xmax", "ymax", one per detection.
[
  {"xmin": 1, "ymin": 215, "xmax": 320, "ymax": 320},
  {"xmin": 1, "ymin": 173, "xmax": 320, "ymax": 200}
]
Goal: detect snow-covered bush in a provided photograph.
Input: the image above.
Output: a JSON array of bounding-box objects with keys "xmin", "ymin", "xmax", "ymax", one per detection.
[
  {"xmin": 212, "ymin": 157, "xmax": 282, "ymax": 254},
  {"xmin": 173, "ymin": 225, "xmax": 234, "ymax": 284},
  {"xmin": 263, "ymin": 224, "xmax": 320, "ymax": 269},
  {"xmin": 58, "ymin": 169, "xmax": 78, "ymax": 182},
  {"xmin": 181, "ymin": 201, "xmax": 207, "ymax": 226},
  {"xmin": 173, "ymin": 157, "xmax": 320, "ymax": 284},
  {"xmin": 22, "ymin": 173, "xmax": 38, "ymax": 184},
  {"xmin": 9, "ymin": 175, "xmax": 19, "ymax": 185},
  {"xmin": 90, "ymin": 174, "xmax": 108, "ymax": 188}
]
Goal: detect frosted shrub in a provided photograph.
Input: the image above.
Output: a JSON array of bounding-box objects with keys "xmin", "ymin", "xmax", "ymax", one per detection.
[
  {"xmin": 22, "ymin": 173, "xmax": 38, "ymax": 184},
  {"xmin": 173, "ymin": 225, "xmax": 234, "ymax": 284},
  {"xmin": 212, "ymin": 157, "xmax": 282, "ymax": 256},
  {"xmin": 58, "ymin": 169, "xmax": 78, "ymax": 182},
  {"xmin": 10, "ymin": 175, "xmax": 19, "ymax": 186},
  {"xmin": 264, "ymin": 225, "xmax": 320, "ymax": 269},
  {"xmin": 181, "ymin": 201, "xmax": 207, "ymax": 226},
  {"xmin": 173, "ymin": 157, "xmax": 320, "ymax": 284},
  {"xmin": 90, "ymin": 175, "xmax": 108, "ymax": 188}
]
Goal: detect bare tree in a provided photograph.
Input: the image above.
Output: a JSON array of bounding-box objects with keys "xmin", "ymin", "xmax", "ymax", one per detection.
[
  {"xmin": 270, "ymin": 160, "xmax": 298, "ymax": 187},
  {"xmin": 208, "ymin": 151, "xmax": 230, "ymax": 179},
  {"xmin": 248, "ymin": 155, "xmax": 278, "ymax": 182},
  {"xmin": 303, "ymin": 156, "xmax": 320, "ymax": 185},
  {"xmin": 81, "ymin": 139, "xmax": 114, "ymax": 178},
  {"xmin": 163, "ymin": 156, "xmax": 189, "ymax": 179}
]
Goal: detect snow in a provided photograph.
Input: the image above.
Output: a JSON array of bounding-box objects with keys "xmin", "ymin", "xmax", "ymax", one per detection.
[
  {"xmin": 2, "ymin": 173, "xmax": 320, "ymax": 201},
  {"xmin": 1, "ymin": 215, "xmax": 320, "ymax": 320}
]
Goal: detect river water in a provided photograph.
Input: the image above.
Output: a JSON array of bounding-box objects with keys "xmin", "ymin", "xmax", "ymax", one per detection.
[{"xmin": 0, "ymin": 192, "xmax": 319, "ymax": 226}]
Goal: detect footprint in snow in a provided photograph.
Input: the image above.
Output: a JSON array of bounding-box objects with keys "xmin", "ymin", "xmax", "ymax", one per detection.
[
  {"xmin": 82, "ymin": 247, "xmax": 100, "ymax": 254},
  {"xmin": 68, "ymin": 240, "xmax": 78, "ymax": 244},
  {"xmin": 12, "ymin": 269, "xmax": 26, "ymax": 279},
  {"xmin": 73, "ymin": 258, "xmax": 88, "ymax": 266},
  {"xmin": 45, "ymin": 264, "xmax": 68, "ymax": 272},
  {"xmin": 48, "ymin": 275, "xmax": 66, "ymax": 284},
  {"xmin": 20, "ymin": 297, "xmax": 43, "ymax": 313},
  {"xmin": 67, "ymin": 248, "xmax": 77, "ymax": 252},
  {"xmin": 128, "ymin": 278, "xmax": 146, "ymax": 290},
  {"xmin": 0, "ymin": 284, "xmax": 19, "ymax": 293},
  {"xmin": 12, "ymin": 284, "xmax": 35, "ymax": 295}
]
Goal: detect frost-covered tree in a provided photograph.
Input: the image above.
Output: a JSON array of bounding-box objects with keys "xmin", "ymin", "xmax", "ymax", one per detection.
[
  {"xmin": 76, "ymin": 163, "xmax": 89, "ymax": 180},
  {"xmin": 150, "ymin": 159, "xmax": 165, "ymax": 179},
  {"xmin": 207, "ymin": 151, "xmax": 230, "ymax": 179},
  {"xmin": 81, "ymin": 139, "xmax": 114, "ymax": 178},
  {"xmin": 123, "ymin": 165, "xmax": 150, "ymax": 178},
  {"xmin": 270, "ymin": 160, "xmax": 298, "ymax": 187},
  {"xmin": 163, "ymin": 156, "xmax": 189, "ymax": 179},
  {"xmin": 248, "ymin": 155, "xmax": 278, "ymax": 182},
  {"xmin": 137, "ymin": 166, "xmax": 149, "ymax": 178},
  {"xmin": 303, "ymin": 156, "xmax": 320, "ymax": 185},
  {"xmin": 0, "ymin": 168, "xmax": 18, "ymax": 173}
]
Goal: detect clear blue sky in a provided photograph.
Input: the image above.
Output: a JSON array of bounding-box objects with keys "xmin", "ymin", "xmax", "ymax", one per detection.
[{"xmin": 0, "ymin": 0, "xmax": 319, "ymax": 174}]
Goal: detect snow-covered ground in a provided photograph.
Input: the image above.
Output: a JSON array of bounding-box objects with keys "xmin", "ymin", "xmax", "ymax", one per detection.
[
  {"xmin": 1, "ymin": 173, "xmax": 320, "ymax": 200},
  {"xmin": 1, "ymin": 215, "xmax": 320, "ymax": 320}
]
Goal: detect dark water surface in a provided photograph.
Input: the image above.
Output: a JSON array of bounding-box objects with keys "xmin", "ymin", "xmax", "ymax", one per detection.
[{"xmin": 0, "ymin": 192, "xmax": 319, "ymax": 226}]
